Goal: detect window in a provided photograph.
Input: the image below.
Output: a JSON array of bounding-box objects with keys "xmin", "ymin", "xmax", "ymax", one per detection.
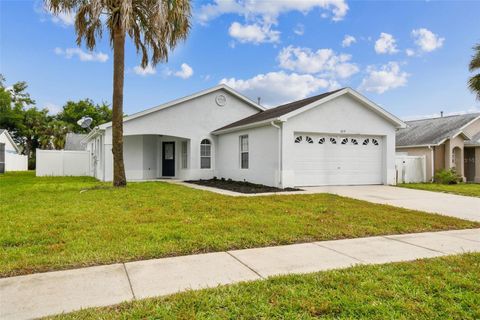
[
  {"xmin": 305, "ymin": 136, "xmax": 314, "ymax": 144},
  {"xmin": 351, "ymin": 138, "xmax": 358, "ymax": 145},
  {"xmin": 181, "ymin": 141, "xmax": 188, "ymax": 169},
  {"xmin": 294, "ymin": 136, "xmax": 303, "ymax": 143},
  {"xmin": 341, "ymin": 138, "xmax": 348, "ymax": 145},
  {"xmin": 318, "ymin": 137, "xmax": 325, "ymax": 144},
  {"xmin": 240, "ymin": 135, "xmax": 249, "ymax": 169},
  {"xmin": 330, "ymin": 137, "xmax": 337, "ymax": 144},
  {"xmin": 200, "ymin": 139, "xmax": 211, "ymax": 169},
  {"xmin": 363, "ymin": 138, "xmax": 370, "ymax": 145},
  {"xmin": 372, "ymin": 138, "xmax": 379, "ymax": 146}
]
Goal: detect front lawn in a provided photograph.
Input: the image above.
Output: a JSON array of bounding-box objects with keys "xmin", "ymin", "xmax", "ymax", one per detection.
[
  {"xmin": 49, "ymin": 253, "xmax": 480, "ymax": 319},
  {"xmin": 1, "ymin": 172, "xmax": 478, "ymax": 277},
  {"xmin": 400, "ymin": 183, "xmax": 480, "ymax": 198}
]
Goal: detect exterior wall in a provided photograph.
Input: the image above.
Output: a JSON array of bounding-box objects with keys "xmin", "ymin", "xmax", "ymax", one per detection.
[
  {"xmin": 395, "ymin": 146, "xmax": 434, "ymax": 181},
  {"xmin": 100, "ymin": 89, "xmax": 260, "ymax": 181},
  {"xmin": 0, "ymin": 132, "xmax": 28, "ymax": 171},
  {"xmin": 444, "ymin": 136, "xmax": 465, "ymax": 179},
  {"xmin": 216, "ymin": 125, "xmax": 279, "ymax": 187},
  {"xmin": 433, "ymin": 144, "xmax": 445, "ymax": 173},
  {"xmin": 476, "ymin": 147, "xmax": 480, "ymax": 183},
  {"xmin": 282, "ymin": 94, "xmax": 398, "ymax": 187}
]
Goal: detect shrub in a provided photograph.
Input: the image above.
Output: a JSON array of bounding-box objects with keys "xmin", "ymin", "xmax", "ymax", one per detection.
[{"xmin": 434, "ymin": 169, "xmax": 462, "ymax": 184}]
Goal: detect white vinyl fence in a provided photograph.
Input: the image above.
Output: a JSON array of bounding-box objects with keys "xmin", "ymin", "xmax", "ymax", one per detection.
[
  {"xmin": 395, "ymin": 155, "xmax": 426, "ymax": 183},
  {"xmin": 5, "ymin": 152, "xmax": 28, "ymax": 171},
  {"xmin": 36, "ymin": 149, "xmax": 91, "ymax": 177}
]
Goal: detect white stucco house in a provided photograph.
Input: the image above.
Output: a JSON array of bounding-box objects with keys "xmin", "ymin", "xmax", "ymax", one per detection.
[
  {"xmin": 83, "ymin": 85, "xmax": 406, "ymax": 188},
  {"xmin": 0, "ymin": 129, "xmax": 28, "ymax": 173}
]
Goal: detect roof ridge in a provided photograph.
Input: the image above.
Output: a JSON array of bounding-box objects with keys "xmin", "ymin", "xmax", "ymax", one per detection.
[{"xmin": 406, "ymin": 112, "xmax": 480, "ymax": 122}]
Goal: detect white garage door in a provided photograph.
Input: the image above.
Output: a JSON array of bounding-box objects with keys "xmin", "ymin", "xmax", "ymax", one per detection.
[{"xmin": 293, "ymin": 134, "xmax": 383, "ymax": 186}]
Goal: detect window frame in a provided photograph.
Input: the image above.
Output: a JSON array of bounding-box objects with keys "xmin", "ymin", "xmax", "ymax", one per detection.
[
  {"xmin": 200, "ymin": 139, "xmax": 211, "ymax": 169},
  {"xmin": 239, "ymin": 135, "xmax": 249, "ymax": 169}
]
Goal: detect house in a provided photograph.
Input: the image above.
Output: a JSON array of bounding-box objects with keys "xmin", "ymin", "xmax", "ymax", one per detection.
[
  {"xmin": 64, "ymin": 133, "xmax": 88, "ymax": 151},
  {"xmin": 0, "ymin": 129, "xmax": 28, "ymax": 173},
  {"xmin": 83, "ymin": 85, "xmax": 406, "ymax": 188},
  {"xmin": 396, "ymin": 113, "xmax": 480, "ymax": 182}
]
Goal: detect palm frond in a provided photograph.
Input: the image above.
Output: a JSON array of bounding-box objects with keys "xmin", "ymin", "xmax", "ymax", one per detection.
[
  {"xmin": 469, "ymin": 44, "xmax": 480, "ymax": 72},
  {"xmin": 468, "ymin": 73, "xmax": 480, "ymax": 100}
]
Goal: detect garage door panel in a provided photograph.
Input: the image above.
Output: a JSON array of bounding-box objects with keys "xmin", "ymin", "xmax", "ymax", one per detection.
[{"xmin": 293, "ymin": 134, "xmax": 383, "ymax": 186}]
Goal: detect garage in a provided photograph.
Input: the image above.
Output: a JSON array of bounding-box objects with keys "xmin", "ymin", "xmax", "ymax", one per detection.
[{"xmin": 293, "ymin": 133, "xmax": 383, "ymax": 186}]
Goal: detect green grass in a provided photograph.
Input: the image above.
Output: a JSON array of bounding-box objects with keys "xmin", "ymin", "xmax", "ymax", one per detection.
[
  {"xmin": 1, "ymin": 172, "xmax": 478, "ymax": 277},
  {"xmin": 400, "ymin": 183, "xmax": 480, "ymax": 198},
  {"xmin": 49, "ymin": 253, "xmax": 480, "ymax": 319}
]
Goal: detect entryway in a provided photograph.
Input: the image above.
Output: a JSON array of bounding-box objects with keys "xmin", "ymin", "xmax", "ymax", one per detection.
[{"xmin": 162, "ymin": 142, "xmax": 175, "ymax": 177}]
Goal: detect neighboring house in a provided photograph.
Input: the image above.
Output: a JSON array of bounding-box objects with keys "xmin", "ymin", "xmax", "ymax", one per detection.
[
  {"xmin": 396, "ymin": 113, "xmax": 480, "ymax": 182},
  {"xmin": 64, "ymin": 133, "xmax": 88, "ymax": 151},
  {"xmin": 83, "ymin": 85, "xmax": 405, "ymax": 188},
  {"xmin": 0, "ymin": 129, "xmax": 28, "ymax": 173}
]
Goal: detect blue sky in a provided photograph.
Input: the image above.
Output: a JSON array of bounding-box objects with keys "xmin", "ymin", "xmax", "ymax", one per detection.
[{"xmin": 1, "ymin": 0, "xmax": 479, "ymax": 119}]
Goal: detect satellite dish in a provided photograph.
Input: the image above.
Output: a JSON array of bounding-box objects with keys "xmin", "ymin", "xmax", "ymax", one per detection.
[{"xmin": 77, "ymin": 116, "xmax": 93, "ymax": 130}]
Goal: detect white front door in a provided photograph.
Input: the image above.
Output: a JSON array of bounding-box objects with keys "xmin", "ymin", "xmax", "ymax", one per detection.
[{"xmin": 293, "ymin": 134, "xmax": 383, "ymax": 186}]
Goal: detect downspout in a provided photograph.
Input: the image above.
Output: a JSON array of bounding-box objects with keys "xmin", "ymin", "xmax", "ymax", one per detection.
[
  {"xmin": 270, "ymin": 121, "xmax": 283, "ymax": 188},
  {"xmin": 427, "ymin": 146, "xmax": 434, "ymax": 182}
]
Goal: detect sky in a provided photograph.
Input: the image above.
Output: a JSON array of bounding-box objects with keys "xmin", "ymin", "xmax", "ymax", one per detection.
[{"xmin": 1, "ymin": 0, "xmax": 479, "ymax": 120}]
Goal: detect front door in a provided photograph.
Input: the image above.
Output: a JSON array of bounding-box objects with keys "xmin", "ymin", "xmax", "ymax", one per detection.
[
  {"xmin": 162, "ymin": 142, "xmax": 175, "ymax": 177},
  {"xmin": 464, "ymin": 148, "xmax": 475, "ymax": 182}
]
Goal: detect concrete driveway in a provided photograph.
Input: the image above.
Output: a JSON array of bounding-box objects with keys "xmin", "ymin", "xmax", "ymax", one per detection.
[{"xmin": 303, "ymin": 185, "xmax": 480, "ymax": 222}]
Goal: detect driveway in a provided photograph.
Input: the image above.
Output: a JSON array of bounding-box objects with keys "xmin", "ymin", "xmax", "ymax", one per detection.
[{"xmin": 303, "ymin": 185, "xmax": 480, "ymax": 222}]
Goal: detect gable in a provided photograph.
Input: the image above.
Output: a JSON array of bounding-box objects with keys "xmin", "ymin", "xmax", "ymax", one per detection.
[
  {"xmin": 286, "ymin": 94, "xmax": 399, "ymax": 134},
  {"xmin": 0, "ymin": 130, "xmax": 20, "ymax": 153},
  {"xmin": 99, "ymin": 85, "xmax": 263, "ymax": 130},
  {"xmin": 103, "ymin": 88, "xmax": 262, "ymax": 139}
]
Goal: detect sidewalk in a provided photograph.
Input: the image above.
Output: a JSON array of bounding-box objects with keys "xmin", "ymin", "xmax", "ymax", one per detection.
[{"xmin": 1, "ymin": 228, "xmax": 479, "ymax": 319}]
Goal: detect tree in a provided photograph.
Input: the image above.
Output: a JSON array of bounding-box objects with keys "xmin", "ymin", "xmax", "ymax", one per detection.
[
  {"xmin": 46, "ymin": 0, "xmax": 192, "ymax": 187},
  {"xmin": 469, "ymin": 43, "xmax": 480, "ymax": 99},
  {"xmin": 56, "ymin": 99, "xmax": 112, "ymax": 133}
]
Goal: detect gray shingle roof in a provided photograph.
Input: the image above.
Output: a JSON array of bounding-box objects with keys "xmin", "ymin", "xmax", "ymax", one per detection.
[
  {"xmin": 214, "ymin": 88, "xmax": 344, "ymax": 132},
  {"xmin": 64, "ymin": 133, "xmax": 88, "ymax": 151},
  {"xmin": 396, "ymin": 113, "xmax": 480, "ymax": 147}
]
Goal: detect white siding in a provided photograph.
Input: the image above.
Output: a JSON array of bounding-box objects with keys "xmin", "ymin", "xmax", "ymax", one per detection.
[
  {"xmin": 0, "ymin": 131, "xmax": 28, "ymax": 171},
  {"xmin": 282, "ymin": 94, "xmax": 397, "ymax": 187},
  {"xmin": 100, "ymin": 89, "xmax": 260, "ymax": 181},
  {"xmin": 216, "ymin": 125, "xmax": 279, "ymax": 187}
]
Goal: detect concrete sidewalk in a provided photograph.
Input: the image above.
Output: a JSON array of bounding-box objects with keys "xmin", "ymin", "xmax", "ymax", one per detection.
[{"xmin": 1, "ymin": 228, "xmax": 479, "ymax": 320}]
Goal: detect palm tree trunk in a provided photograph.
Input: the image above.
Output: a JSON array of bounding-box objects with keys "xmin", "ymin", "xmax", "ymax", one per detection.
[{"xmin": 112, "ymin": 25, "xmax": 127, "ymax": 187}]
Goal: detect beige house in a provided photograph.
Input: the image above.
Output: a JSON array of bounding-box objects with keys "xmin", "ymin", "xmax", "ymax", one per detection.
[{"xmin": 396, "ymin": 113, "xmax": 480, "ymax": 182}]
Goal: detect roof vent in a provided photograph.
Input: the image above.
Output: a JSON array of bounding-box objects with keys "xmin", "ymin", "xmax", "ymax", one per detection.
[
  {"xmin": 257, "ymin": 97, "xmax": 261, "ymax": 105},
  {"xmin": 440, "ymin": 111, "xmax": 444, "ymax": 117}
]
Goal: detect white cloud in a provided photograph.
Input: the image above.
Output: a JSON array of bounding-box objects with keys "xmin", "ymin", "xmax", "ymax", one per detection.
[
  {"xmin": 278, "ymin": 46, "xmax": 359, "ymax": 79},
  {"xmin": 411, "ymin": 28, "xmax": 444, "ymax": 53},
  {"xmin": 359, "ymin": 62, "xmax": 409, "ymax": 94},
  {"xmin": 198, "ymin": 0, "xmax": 349, "ymax": 24},
  {"xmin": 342, "ymin": 35, "xmax": 356, "ymax": 47},
  {"xmin": 374, "ymin": 33, "xmax": 398, "ymax": 54},
  {"xmin": 169, "ymin": 63, "xmax": 194, "ymax": 79},
  {"xmin": 405, "ymin": 48, "xmax": 415, "ymax": 57},
  {"xmin": 50, "ymin": 11, "xmax": 75, "ymax": 26},
  {"xmin": 134, "ymin": 64, "xmax": 156, "ymax": 76},
  {"xmin": 228, "ymin": 22, "xmax": 280, "ymax": 44},
  {"xmin": 293, "ymin": 24, "xmax": 305, "ymax": 36},
  {"xmin": 54, "ymin": 47, "xmax": 109, "ymax": 62},
  {"xmin": 220, "ymin": 71, "xmax": 338, "ymax": 107},
  {"xmin": 44, "ymin": 102, "xmax": 62, "ymax": 115}
]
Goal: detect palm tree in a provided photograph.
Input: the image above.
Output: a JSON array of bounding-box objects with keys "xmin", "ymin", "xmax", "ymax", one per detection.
[
  {"xmin": 469, "ymin": 43, "xmax": 480, "ymax": 100},
  {"xmin": 45, "ymin": 0, "xmax": 191, "ymax": 186}
]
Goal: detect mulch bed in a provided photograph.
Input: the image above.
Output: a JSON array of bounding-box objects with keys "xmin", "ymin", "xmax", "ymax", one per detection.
[{"xmin": 185, "ymin": 178, "xmax": 302, "ymax": 194}]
